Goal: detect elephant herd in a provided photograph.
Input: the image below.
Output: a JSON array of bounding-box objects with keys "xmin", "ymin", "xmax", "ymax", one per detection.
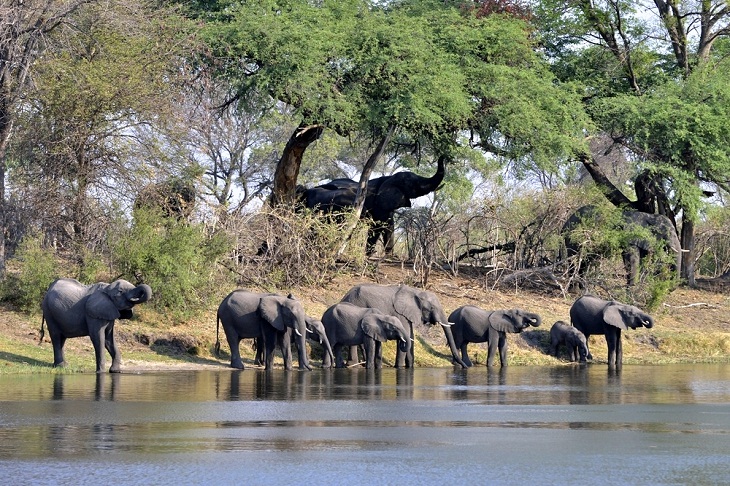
[{"xmin": 38, "ymin": 277, "xmax": 655, "ymax": 373}]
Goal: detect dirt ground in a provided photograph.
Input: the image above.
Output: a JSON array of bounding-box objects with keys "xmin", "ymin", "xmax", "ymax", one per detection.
[{"xmin": 2, "ymin": 262, "xmax": 730, "ymax": 372}]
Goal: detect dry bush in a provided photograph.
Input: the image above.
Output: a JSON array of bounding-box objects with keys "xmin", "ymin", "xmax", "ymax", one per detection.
[{"xmin": 221, "ymin": 207, "xmax": 370, "ymax": 289}]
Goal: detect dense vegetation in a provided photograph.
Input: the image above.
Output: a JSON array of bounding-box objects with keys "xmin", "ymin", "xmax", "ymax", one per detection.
[{"xmin": 1, "ymin": 0, "xmax": 729, "ymax": 325}]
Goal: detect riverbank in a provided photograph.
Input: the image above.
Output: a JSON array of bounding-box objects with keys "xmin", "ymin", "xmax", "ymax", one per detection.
[{"xmin": 1, "ymin": 263, "xmax": 729, "ymax": 373}]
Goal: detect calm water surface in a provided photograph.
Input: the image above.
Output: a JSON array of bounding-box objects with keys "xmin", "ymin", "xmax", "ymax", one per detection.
[{"xmin": 0, "ymin": 364, "xmax": 729, "ymax": 485}]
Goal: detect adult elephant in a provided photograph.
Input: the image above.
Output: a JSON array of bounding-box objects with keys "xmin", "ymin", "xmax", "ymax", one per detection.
[
  {"xmin": 569, "ymin": 295, "xmax": 654, "ymax": 367},
  {"xmin": 549, "ymin": 321, "xmax": 589, "ymax": 362},
  {"xmin": 563, "ymin": 205, "xmax": 682, "ymax": 286},
  {"xmin": 298, "ymin": 156, "xmax": 445, "ymax": 254},
  {"xmin": 321, "ymin": 302, "xmax": 409, "ymax": 369},
  {"xmin": 40, "ymin": 278, "xmax": 153, "ymax": 373},
  {"xmin": 447, "ymin": 305, "xmax": 541, "ymax": 367},
  {"xmin": 215, "ymin": 290, "xmax": 333, "ymax": 370},
  {"xmin": 340, "ymin": 283, "xmax": 466, "ymax": 368}
]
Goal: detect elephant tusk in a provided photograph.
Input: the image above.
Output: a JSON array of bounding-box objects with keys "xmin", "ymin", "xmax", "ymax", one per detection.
[
  {"xmin": 401, "ymin": 337, "xmax": 407, "ymax": 343},
  {"xmin": 295, "ymin": 329, "xmax": 303, "ymax": 337},
  {"xmin": 440, "ymin": 322, "xmax": 454, "ymax": 327}
]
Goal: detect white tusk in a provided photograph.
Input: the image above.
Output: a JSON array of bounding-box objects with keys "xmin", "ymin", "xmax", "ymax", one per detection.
[
  {"xmin": 400, "ymin": 337, "xmax": 407, "ymax": 343},
  {"xmin": 440, "ymin": 322, "xmax": 453, "ymax": 327},
  {"xmin": 295, "ymin": 329, "xmax": 303, "ymax": 337}
]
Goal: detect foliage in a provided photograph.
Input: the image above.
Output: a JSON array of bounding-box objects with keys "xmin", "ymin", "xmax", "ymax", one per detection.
[
  {"xmin": 110, "ymin": 208, "xmax": 231, "ymax": 316},
  {"xmin": 0, "ymin": 234, "xmax": 59, "ymax": 314}
]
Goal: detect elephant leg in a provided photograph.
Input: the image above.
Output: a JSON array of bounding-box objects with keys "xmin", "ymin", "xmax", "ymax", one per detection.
[
  {"xmin": 382, "ymin": 219, "xmax": 395, "ymax": 255},
  {"xmin": 498, "ymin": 334, "xmax": 508, "ymax": 367},
  {"xmin": 88, "ymin": 327, "xmax": 107, "ymax": 373},
  {"xmin": 278, "ymin": 333, "xmax": 293, "ymax": 371},
  {"xmin": 225, "ymin": 333, "xmax": 244, "ymax": 370},
  {"xmin": 334, "ymin": 344, "xmax": 346, "ymax": 368},
  {"xmin": 605, "ymin": 330, "xmax": 619, "ymax": 367},
  {"xmin": 346, "ymin": 345, "xmax": 359, "ymax": 366},
  {"xmin": 264, "ymin": 333, "xmax": 277, "ymax": 370},
  {"xmin": 364, "ymin": 340, "xmax": 375, "ymax": 369},
  {"xmin": 486, "ymin": 340, "xmax": 498, "ymax": 367},
  {"xmin": 374, "ymin": 341, "xmax": 383, "ymax": 369},
  {"xmin": 322, "ymin": 344, "xmax": 333, "ymax": 368},
  {"xmin": 616, "ymin": 331, "xmax": 623, "ymax": 367},
  {"xmin": 104, "ymin": 326, "xmax": 121, "ymax": 373},
  {"xmin": 254, "ymin": 338, "xmax": 265, "ymax": 366},
  {"xmin": 49, "ymin": 329, "xmax": 67, "ymax": 368},
  {"xmin": 460, "ymin": 343, "xmax": 473, "ymax": 367},
  {"xmin": 583, "ymin": 333, "xmax": 593, "ymax": 360}
]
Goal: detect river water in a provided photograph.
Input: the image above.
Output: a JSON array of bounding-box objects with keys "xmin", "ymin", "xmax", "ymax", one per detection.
[{"xmin": 0, "ymin": 364, "xmax": 728, "ymax": 485}]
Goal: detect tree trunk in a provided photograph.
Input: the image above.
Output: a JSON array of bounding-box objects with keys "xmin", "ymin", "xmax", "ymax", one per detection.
[
  {"xmin": 681, "ymin": 214, "xmax": 695, "ymax": 287},
  {"xmin": 270, "ymin": 123, "xmax": 323, "ymax": 206}
]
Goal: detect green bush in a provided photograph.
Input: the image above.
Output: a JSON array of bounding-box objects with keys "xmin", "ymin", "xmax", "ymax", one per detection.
[
  {"xmin": 1, "ymin": 234, "xmax": 59, "ymax": 313},
  {"xmin": 110, "ymin": 208, "xmax": 231, "ymax": 317}
]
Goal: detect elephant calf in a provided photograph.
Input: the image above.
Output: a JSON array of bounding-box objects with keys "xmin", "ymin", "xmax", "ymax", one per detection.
[
  {"xmin": 321, "ymin": 302, "xmax": 409, "ymax": 369},
  {"xmin": 549, "ymin": 321, "xmax": 589, "ymax": 362},
  {"xmin": 447, "ymin": 306, "xmax": 541, "ymax": 367}
]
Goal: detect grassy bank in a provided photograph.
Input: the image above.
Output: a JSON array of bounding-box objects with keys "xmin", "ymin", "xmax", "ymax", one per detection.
[{"xmin": 1, "ymin": 266, "xmax": 729, "ymax": 373}]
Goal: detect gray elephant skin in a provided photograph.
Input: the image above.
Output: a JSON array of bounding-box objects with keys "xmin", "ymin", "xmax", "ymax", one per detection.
[
  {"xmin": 340, "ymin": 283, "xmax": 465, "ymax": 368},
  {"xmin": 569, "ymin": 295, "xmax": 654, "ymax": 367},
  {"xmin": 563, "ymin": 205, "xmax": 681, "ymax": 286},
  {"xmin": 321, "ymin": 302, "xmax": 409, "ymax": 369},
  {"xmin": 40, "ymin": 278, "xmax": 153, "ymax": 373},
  {"xmin": 447, "ymin": 305, "xmax": 541, "ymax": 367},
  {"xmin": 215, "ymin": 290, "xmax": 334, "ymax": 370},
  {"xmin": 549, "ymin": 321, "xmax": 589, "ymax": 362},
  {"xmin": 252, "ymin": 316, "xmax": 332, "ymax": 366},
  {"xmin": 298, "ymin": 156, "xmax": 445, "ymax": 254}
]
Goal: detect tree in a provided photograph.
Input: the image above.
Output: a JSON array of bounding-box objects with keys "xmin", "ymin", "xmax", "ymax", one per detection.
[
  {"xmin": 536, "ymin": 0, "xmax": 730, "ymax": 286},
  {"xmin": 198, "ymin": 0, "xmax": 587, "ymax": 212},
  {"xmin": 0, "ymin": 0, "xmax": 95, "ymax": 273},
  {"xmin": 7, "ymin": 1, "xmax": 194, "ymax": 262}
]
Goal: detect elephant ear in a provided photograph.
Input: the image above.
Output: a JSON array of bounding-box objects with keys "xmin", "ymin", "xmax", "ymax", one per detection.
[
  {"xmin": 86, "ymin": 291, "xmax": 121, "ymax": 321},
  {"xmin": 488, "ymin": 311, "xmax": 517, "ymax": 333},
  {"xmin": 258, "ymin": 296, "xmax": 287, "ymax": 332},
  {"xmin": 602, "ymin": 304, "xmax": 630, "ymax": 330},
  {"xmin": 393, "ymin": 287, "xmax": 418, "ymax": 326},
  {"xmin": 361, "ymin": 315, "xmax": 387, "ymax": 343}
]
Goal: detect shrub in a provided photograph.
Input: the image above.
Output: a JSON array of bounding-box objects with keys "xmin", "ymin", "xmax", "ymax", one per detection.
[
  {"xmin": 110, "ymin": 208, "xmax": 231, "ymax": 316},
  {"xmin": 1, "ymin": 233, "xmax": 59, "ymax": 313}
]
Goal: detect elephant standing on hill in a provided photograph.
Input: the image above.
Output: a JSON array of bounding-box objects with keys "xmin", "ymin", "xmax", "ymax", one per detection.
[
  {"xmin": 298, "ymin": 156, "xmax": 446, "ymax": 254},
  {"xmin": 41, "ymin": 278, "xmax": 153, "ymax": 373},
  {"xmin": 569, "ymin": 295, "xmax": 654, "ymax": 367},
  {"xmin": 321, "ymin": 302, "xmax": 410, "ymax": 369},
  {"xmin": 216, "ymin": 290, "xmax": 333, "ymax": 370},
  {"xmin": 446, "ymin": 306, "xmax": 541, "ymax": 367},
  {"xmin": 340, "ymin": 283, "xmax": 466, "ymax": 368},
  {"xmin": 563, "ymin": 205, "xmax": 682, "ymax": 286}
]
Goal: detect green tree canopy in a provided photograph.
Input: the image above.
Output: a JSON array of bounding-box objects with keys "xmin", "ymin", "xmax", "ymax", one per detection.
[{"xmin": 197, "ymin": 0, "xmax": 588, "ymax": 202}]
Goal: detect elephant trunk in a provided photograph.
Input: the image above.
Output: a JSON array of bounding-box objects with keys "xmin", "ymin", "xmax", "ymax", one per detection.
[
  {"xmin": 129, "ymin": 284, "xmax": 153, "ymax": 304},
  {"xmin": 409, "ymin": 155, "xmax": 446, "ymax": 198},
  {"xmin": 441, "ymin": 322, "xmax": 468, "ymax": 368}
]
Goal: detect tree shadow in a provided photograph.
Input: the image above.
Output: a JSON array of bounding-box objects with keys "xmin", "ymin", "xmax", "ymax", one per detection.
[
  {"xmin": 0, "ymin": 351, "xmax": 52, "ymax": 368},
  {"xmin": 519, "ymin": 329, "xmax": 552, "ymax": 355}
]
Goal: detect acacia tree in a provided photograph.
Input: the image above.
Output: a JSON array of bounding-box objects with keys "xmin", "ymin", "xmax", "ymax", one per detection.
[{"xmin": 537, "ymin": 0, "xmax": 730, "ymax": 285}]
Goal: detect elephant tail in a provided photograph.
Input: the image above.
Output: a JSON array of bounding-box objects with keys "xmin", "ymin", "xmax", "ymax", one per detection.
[
  {"xmin": 214, "ymin": 315, "xmax": 221, "ymax": 357},
  {"xmin": 39, "ymin": 316, "xmax": 46, "ymax": 345}
]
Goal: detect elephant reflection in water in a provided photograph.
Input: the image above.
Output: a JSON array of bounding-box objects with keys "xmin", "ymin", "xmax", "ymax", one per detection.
[{"xmin": 297, "ymin": 156, "xmax": 446, "ymax": 254}]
